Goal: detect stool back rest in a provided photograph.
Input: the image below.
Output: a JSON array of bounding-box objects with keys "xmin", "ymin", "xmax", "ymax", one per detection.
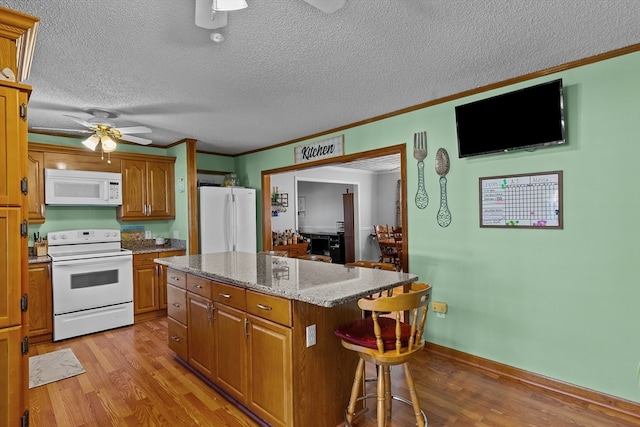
[{"xmin": 358, "ymin": 283, "xmax": 431, "ymax": 354}]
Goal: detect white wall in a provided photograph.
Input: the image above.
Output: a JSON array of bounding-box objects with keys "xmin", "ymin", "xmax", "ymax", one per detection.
[{"xmin": 270, "ymin": 166, "xmax": 400, "ymax": 261}]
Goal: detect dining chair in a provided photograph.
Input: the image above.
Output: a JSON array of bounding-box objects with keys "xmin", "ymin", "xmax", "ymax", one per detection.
[
  {"xmin": 296, "ymin": 253, "xmax": 333, "ymax": 263},
  {"xmin": 334, "ymin": 282, "xmax": 432, "ymax": 427},
  {"xmin": 373, "ymin": 225, "xmax": 399, "ymax": 265},
  {"xmin": 345, "ymin": 260, "xmax": 396, "ymax": 271},
  {"xmin": 391, "ymin": 226, "xmax": 403, "ymax": 270}
]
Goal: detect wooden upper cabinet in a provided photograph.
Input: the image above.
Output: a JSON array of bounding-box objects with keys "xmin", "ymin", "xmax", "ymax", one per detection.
[
  {"xmin": 0, "ymin": 85, "xmax": 25, "ymax": 207},
  {"xmin": 27, "ymin": 150, "xmax": 45, "ymax": 223},
  {"xmin": 147, "ymin": 160, "xmax": 174, "ymax": 218},
  {"xmin": 118, "ymin": 158, "xmax": 175, "ymax": 221}
]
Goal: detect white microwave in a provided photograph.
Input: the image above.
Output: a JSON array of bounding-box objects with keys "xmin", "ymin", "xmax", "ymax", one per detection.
[{"xmin": 45, "ymin": 169, "xmax": 123, "ymax": 206}]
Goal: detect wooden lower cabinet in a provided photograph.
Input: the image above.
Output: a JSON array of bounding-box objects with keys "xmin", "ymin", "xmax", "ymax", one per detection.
[
  {"xmin": 187, "ymin": 292, "xmax": 215, "ymax": 378},
  {"xmin": 165, "ymin": 269, "xmax": 360, "ymax": 427},
  {"xmin": 28, "ymin": 262, "xmax": 52, "ymax": 344},
  {"xmin": 133, "ymin": 250, "xmax": 184, "ymax": 322},
  {"xmin": 246, "ymin": 313, "xmax": 292, "ymax": 427},
  {"xmin": 214, "ymin": 303, "xmax": 248, "ymax": 402},
  {"xmin": 0, "ymin": 326, "xmax": 28, "ymax": 427}
]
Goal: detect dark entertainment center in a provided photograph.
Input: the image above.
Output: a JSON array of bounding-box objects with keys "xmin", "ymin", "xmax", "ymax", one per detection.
[{"xmin": 301, "ymin": 232, "xmax": 345, "ymax": 264}]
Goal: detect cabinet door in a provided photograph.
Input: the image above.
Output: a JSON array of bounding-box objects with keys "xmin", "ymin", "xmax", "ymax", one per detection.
[
  {"xmin": 0, "ymin": 325, "xmax": 27, "ymax": 427},
  {"xmin": 147, "ymin": 161, "xmax": 174, "ymax": 219},
  {"xmin": 158, "ymin": 250, "xmax": 185, "ymax": 309},
  {"xmin": 214, "ymin": 303, "xmax": 247, "ymax": 403},
  {"xmin": 27, "ymin": 150, "xmax": 45, "ymax": 223},
  {"xmin": 187, "ymin": 293, "xmax": 215, "ymax": 379},
  {"xmin": 119, "ymin": 159, "xmax": 147, "ymax": 219},
  {"xmin": 28, "ymin": 262, "xmax": 52, "ymax": 340},
  {"xmin": 247, "ymin": 314, "xmax": 293, "ymax": 427},
  {"xmin": 0, "ymin": 86, "xmax": 23, "ymax": 206},
  {"xmin": 133, "ymin": 254, "xmax": 159, "ymax": 315},
  {"xmin": 0, "ymin": 208, "xmax": 22, "ymax": 328}
]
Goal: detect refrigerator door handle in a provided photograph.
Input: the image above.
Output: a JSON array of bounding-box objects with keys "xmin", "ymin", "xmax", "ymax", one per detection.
[
  {"xmin": 225, "ymin": 194, "xmax": 234, "ymax": 250},
  {"xmin": 232, "ymin": 193, "xmax": 237, "ymax": 251}
]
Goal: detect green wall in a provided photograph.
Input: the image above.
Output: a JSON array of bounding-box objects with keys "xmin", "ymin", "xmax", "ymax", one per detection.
[
  {"xmin": 27, "ymin": 134, "xmax": 185, "ymax": 245},
  {"xmin": 235, "ymin": 52, "xmax": 640, "ymax": 403}
]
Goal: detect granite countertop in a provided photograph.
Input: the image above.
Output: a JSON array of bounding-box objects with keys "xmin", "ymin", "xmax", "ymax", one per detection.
[
  {"xmin": 29, "ymin": 254, "xmax": 51, "ymax": 264},
  {"xmin": 28, "ymin": 238, "xmax": 187, "ymax": 262},
  {"xmin": 154, "ymin": 252, "xmax": 418, "ymax": 308},
  {"xmin": 122, "ymin": 238, "xmax": 187, "ymax": 255}
]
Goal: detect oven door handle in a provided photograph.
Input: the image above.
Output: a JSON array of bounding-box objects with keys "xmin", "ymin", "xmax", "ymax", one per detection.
[{"xmin": 52, "ymin": 256, "xmax": 132, "ymax": 267}]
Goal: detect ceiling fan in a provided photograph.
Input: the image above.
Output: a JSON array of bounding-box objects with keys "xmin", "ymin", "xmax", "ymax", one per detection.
[
  {"xmin": 32, "ymin": 108, "xmax": 152, "ymax": 160},
  {"xmin": 302, "ymin": 0, "xmax": 347, "ymax": 14}
]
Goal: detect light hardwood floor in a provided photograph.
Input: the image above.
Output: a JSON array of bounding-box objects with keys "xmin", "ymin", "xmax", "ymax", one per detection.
[{"xmin": 29, "ymin": 318, "xmax": 640, "ymax": 427}]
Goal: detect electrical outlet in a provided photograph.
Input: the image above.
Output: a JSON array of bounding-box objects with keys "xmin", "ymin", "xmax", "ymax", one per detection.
[
  {"xmin": 173, "ymin": 230, "xmax": 179, "ymax": 239},
  {"xmin": 432, "ymin": 301, "xmax": 448, "ymax": 313},
  {"xmin": 306, "ymin": 324, "xmax": 317, "ymax": 347}
]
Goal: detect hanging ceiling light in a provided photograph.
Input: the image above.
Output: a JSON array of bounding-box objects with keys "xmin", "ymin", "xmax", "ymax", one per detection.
[
  {"xmin": 212, "ymin": 0, "xmax": 248, "ymax": 11},
  {"xmin": 101, "ymin": 135, "xmax": 117, "ymax": 153},
  {"xmin": 81, "ymin": 134, "xmax": 100, "ymax": 151},
  {"xmin": 195, "ymin": 0, "xmax": 247, "ymax": 31}
]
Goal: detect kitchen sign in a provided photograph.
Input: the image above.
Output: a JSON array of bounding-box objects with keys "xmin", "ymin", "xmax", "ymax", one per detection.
[{"xmin": 294, "ymin": 135, "xmax": 344, "ymax": 164}]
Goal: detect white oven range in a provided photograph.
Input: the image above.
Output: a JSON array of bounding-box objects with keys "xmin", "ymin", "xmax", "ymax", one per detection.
[{"xmin": 48, "ymin": 229, "xmax": 133, "ymax": 341}]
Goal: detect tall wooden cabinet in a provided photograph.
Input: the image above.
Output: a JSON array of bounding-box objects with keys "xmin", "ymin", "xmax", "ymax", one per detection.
[
  {"xmin": 0, "ymin": 80, "xmax": 32, "ymax": 427},
  {"xmin": 118, "ymin": 159, "xmax": 175, "ymax": 220}
]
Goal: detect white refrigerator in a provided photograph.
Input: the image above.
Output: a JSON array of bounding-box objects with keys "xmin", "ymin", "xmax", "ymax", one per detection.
[{"xmin": 199, "ymin": 186, "xmax": 256, "ymax": 253}]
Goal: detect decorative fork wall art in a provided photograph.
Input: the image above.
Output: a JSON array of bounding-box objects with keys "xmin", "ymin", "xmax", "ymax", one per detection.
[{"xmin": 413, "ymin": 131, "xmax": 429, "ymax": 209}]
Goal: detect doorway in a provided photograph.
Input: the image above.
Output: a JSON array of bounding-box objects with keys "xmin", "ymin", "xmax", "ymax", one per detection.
[{"xmin": 261, "ymin": 144, "xmax": 408, "ymax": 271}]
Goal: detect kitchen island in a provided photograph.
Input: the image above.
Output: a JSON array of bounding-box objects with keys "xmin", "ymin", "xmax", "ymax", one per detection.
[{"xmin": 155, "ymin": 251, "xmax": 418, "ymax": 427}]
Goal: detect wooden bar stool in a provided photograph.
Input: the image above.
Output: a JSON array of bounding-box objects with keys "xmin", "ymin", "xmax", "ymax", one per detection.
[{"xmin": 334, "ymin": 282, "xmax": 432, "ymax": 427}]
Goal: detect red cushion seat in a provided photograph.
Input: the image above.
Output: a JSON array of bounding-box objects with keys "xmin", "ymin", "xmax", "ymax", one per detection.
[{"xmin": 335, "ymin": 317, "xmax": 411, "ymax": 350}]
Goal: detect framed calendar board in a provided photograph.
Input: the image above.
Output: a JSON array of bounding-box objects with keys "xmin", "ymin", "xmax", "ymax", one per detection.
[{"xmin": 479, "ymin": 171, "xmax": 563, "ymax": 229}]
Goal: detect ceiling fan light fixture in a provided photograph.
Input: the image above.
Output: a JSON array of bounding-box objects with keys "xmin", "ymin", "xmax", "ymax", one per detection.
[
  {"xmin": 101, "ymin": 135, "xmax": 117, "ymax": 153},
  {"xmin": 82, "ymin": 134, "xmax": 100, "ymax": 151},
  {"xmin": 212, "ymin": 0, "xmax": 248, "ymax": 12}
]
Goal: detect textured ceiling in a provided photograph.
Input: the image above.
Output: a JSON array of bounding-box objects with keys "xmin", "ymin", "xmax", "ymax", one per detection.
[{"xmin": 1, "ymin": 0, "xmax": 639, "ymax": 155}]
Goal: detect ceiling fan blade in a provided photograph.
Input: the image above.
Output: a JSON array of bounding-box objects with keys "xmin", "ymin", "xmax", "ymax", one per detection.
[
  {"xmin": 119, "ymin": 134, "xmax": 152, "ymax": 145},
  {"xmin": 31, "ymin": 126, "xmax": 93, "ymax": 134},
  {"xmin": 302, "ymin": 0, "xmax": 346, "ymax": 13},
  {"xmin": 63, "ymin": 114, "xmax": 93, "ymax": 128},
  {"xmin": 115, "ymin": 126, "xmax": 152, "ymax": 134}
]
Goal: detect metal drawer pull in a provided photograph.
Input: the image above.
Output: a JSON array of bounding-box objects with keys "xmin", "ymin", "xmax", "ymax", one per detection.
[
  {"xmin": 256, "ymin": 304, "xmax": 272, "ymax": 311},
  {"xmin": 170, "ymin": 276, "xmax": 181, "ymax": 281},
  {"xmin": 172, "ymin": 303, "xmax": 181, "ymax": 307},
  {"xmin": 193, "ymin": 284, "xmax": 203, "ymax": 289},
  {"xmin": 219, "ymin": 293, "xmax": 231, "ymax": 299},
  {"xmin": 171, "ymin": 336, "xmax": 181, "ymax": 342}
]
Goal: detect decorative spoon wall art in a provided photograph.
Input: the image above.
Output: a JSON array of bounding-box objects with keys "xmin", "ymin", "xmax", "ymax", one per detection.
[
  {"xmin": 413, "ymin": 131, "xmax": 429, "ymax": 209},
  {"xmin": 435, "ymin": 148, "xmax": 452, "ymax": 227}
]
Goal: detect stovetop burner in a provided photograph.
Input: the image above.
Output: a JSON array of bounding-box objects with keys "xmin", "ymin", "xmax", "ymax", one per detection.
[{"xmin": 48, "ymin": 229, "xmax": 131, "ymax": 261}]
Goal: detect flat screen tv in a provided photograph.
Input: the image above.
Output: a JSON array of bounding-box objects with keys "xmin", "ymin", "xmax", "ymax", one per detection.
[{"xmin": 455, "ymin": 79, "xmax": 565, "ymax": 158}]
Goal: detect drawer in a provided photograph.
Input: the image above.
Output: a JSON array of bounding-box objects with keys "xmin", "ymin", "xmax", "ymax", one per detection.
[
  {"xmin": 167, "ymin": 284, "xmax": 187, "ymax": 324},
  {"xmin": 134, "ymin": 252, "xmax": 158, "ymax": 266},
  {"xmin": 187, "ymin": 274, "xmax": 212, "ymax": 299},
  {"xmin": 212, "ymin": 282, "xmax": 246, "ymax": 311},
  {"xmin": 167, "ymin": 269, "xmax": 187, "ymax": 289},
  {"xmin": 168, "ymin": 317, "xmax": 188, "ymax": 360},
  {"xmin": 246, "ymin": 291, "xmax": 292, "ymax": 327}
]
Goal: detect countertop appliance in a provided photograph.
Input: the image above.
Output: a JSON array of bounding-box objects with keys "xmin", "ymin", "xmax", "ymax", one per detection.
[
  {"xmin": 48, "ymin": 229, "xmax": 133, "ymax": 341},
  {"xmin": 199, "ymin": 186, "xmax": 256, "ymax": 253},
  {"xmin": 45, "ymin": 168, "xmax": 123, "ymax": 206}
]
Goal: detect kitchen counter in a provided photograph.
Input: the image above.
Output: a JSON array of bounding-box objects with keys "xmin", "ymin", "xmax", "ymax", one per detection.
[
  {"xmin": 154, "ymin": 251, "xmax": 418, "ymax": 308},
  {"xmin": 28, "ymin": 254, "xmax": 50, "ymax": 264},
  {"xmin": 122, "ymin": 238, "xmax": 186, "ymax": 254}
]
